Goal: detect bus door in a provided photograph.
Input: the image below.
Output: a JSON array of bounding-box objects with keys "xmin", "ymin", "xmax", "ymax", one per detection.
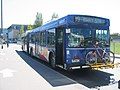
[{"xmin": 55, "ymin": 27, "xmax": 64, "ymax": 65}]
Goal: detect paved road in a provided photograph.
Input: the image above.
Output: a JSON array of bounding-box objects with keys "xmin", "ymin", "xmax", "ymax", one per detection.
[
  {"xmin": 0, "ymin": 44, "xmax": 120, "ymax": 90},
  {"xmin": 0, "ymin": 44, "xmax": 89, "ymax": 90}
]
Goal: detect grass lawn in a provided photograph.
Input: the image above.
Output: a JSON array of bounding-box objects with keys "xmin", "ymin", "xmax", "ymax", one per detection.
[{"xmin": 110, "ymin": 42, "xmax": 120, "ymax": 55}]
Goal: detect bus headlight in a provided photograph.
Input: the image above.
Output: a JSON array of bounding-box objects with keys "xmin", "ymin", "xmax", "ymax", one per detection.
[
  {"xmin": 72, "ymin": 56, "xmax": 80, "ymax": 63},
  {"xmin": 67, "ymin": 50, "xmax": 70, "ymax": 55}
]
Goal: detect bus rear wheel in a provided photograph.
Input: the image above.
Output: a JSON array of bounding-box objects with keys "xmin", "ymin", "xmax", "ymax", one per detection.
[
  {"xmin": 21, "ymin": 45, "xmax": 23, "ymax": 50},
  {"xmin": 49, "ymin": 53, "xmax": 56, "ymax": 68},
  {"xmin": 30, "ymin": 48, "xmax": 33, "ymax": 57}
]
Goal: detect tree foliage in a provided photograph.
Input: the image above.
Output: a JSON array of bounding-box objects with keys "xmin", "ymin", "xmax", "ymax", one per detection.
[
  {"xmin": 51, "ymin": 13, "xmax": 58, "ymax": 20},
  {"xmin": 110, "ymin": 33, "xmax": 120, "ymax": 39},
  {"xmin": 20, "ymin": 25, "xmax": 24, "ymax": 36},
  {"xmin": 34, "ymin": 12, "xmax": 43, "ymax": 28},
  {"xmin": 27, "ymin": 24, "xmax": 33, "ymax": 30}
]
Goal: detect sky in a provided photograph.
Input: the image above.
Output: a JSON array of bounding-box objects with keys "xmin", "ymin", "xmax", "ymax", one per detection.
[{"xmin": 0, "ymin": 0, "xmax": 120, "ymax": 33}]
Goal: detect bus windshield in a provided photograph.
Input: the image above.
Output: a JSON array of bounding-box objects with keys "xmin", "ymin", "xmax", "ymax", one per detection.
[
  {"xmin": 66, "ymin": 28, "xmax": 109, "ymax": 48},
  {"xmin": 67, "ymin": 28, "xmax": 85, "ymax": 47},
  {"xmin": 96, "ymin": 29, "xmax": 109, "ymax": 47}
]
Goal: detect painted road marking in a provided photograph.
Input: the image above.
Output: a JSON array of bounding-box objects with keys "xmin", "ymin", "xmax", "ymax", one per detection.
[
  {"xmin": 0, "ymin": 68, "xmax": 16, "ymax": 78},
  {"xmin": 0, "ymin": 51, "xmax": 5, "ymax": 56}
]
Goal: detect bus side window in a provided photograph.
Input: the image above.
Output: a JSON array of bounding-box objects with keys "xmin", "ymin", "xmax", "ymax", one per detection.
[
  {"xmin": 47, "ymin": 29, "xmax": 55, "ymax": 46},
  {"xmin": 39, "ymin": 32, "xmax": 40, "ymax": 45},
  {"xmin": 31, "ymin": 35, "xmax": 33, "ymax": 43},
  {"xmin": 40, "ymin": 32, "xmax": 42, "ymax": 45},
  {"xmin": 40, "ymin": 32, "xmax": 46, "ymax": 46}
]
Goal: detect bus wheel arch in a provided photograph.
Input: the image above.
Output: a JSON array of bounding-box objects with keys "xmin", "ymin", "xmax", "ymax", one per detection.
[{"xmin": 49, "ymin": 52, "xmax": 56, "ymax": 68}]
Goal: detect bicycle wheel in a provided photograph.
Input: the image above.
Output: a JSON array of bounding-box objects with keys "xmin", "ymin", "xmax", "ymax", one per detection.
[
  {"xmin": 85, "ymin": 51, "xmax": 97, "ymax": 64},
  {"xmin": 103, "ymin": 51, "xmax": 115, "ymax": 64}
]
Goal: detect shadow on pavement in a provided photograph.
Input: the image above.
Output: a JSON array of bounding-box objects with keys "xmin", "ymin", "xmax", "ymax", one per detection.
[
  {"xmin": 55, "ymin": 67, "xmax": 114, "ymax": 88},
  {"xmin": 16, "ymin": 50, "xmax": 114, "ymax": 88},
  {"xmin": 16, "ymin": 50, "xmax": 76, "ymax": 87}
]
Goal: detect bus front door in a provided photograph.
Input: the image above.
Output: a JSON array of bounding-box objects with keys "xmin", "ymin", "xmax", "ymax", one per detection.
[{"xmin": 55, "ymin": 28, "xmax": 64, "ymax": 65}]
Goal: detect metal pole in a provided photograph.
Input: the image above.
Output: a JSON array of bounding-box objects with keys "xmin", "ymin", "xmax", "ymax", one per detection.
[
  {"xmin": 7, "ymin": 33, "xmax": 9, "ymax": 47},
  {"xmin": 1, "ymin": 0, "xmax": 3, "ymax": 34},
  {"xmin": 114, "ymin": 42, "xmax": 115, "ymax": 54},
  {"xmin": 1, "ymin": 0, "xmax": 3, "ymax": 49}
]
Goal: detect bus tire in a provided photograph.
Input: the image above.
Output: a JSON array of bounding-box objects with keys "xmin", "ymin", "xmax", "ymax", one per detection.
[
  {"xmin": 49, "ymin": 53, "xmax": 56, "ymax": 68},
  {"xmin": 21, "ymin": 45, "xmax": 23, "ymax": 50}
]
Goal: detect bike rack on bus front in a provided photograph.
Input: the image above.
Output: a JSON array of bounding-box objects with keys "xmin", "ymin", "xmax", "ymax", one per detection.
[{"xmin": 88, "ymin": 62, "xmax": 120, "ymax": 70}]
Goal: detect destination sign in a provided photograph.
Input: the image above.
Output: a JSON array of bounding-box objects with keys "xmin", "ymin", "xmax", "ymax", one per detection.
[{"xmin": 74, "ymin": 16, "xmax": 106, "ymax": 24}]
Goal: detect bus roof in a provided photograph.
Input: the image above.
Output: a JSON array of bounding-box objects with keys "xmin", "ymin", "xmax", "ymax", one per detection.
[{"xmin": 30, "ymin": 14, "xmax": 110, "ymax": 34}]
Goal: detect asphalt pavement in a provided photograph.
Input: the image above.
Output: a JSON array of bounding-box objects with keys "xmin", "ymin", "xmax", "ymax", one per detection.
[
  {"xmin": 0, "ymin": 44, "xmax": 89, "ymax": 90},
  {"xmin": 0, "ymin": 44, "xmax": 120, "ymax": 90}
]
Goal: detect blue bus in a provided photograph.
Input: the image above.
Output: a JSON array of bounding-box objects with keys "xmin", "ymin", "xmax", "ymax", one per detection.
[{"xmin": 22, "ymin": 14, "xmax": 114, "ymax": 70}]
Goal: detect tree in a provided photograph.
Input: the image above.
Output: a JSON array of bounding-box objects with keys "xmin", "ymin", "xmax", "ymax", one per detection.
[
  {"xmin": 34, "ymin": 12, "xmax": 43, "ymax": 28},
  {"xmin": 111, "ymin": 33, "xmax": 120, "ymax": 39},
  {"xmin": 51, "ymin": 13, "xmax": 58, "ymax": 20},
  {"xmin": 27, "ymin": 24, "xmax": 33, "ymax": 30},
  {"xmin": 20, "ymin": 25, "xmax": 24, "ymax": 36}
]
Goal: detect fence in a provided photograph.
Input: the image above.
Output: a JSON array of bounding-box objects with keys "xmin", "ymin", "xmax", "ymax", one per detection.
[{"xmin": 110, "ymin": 41, "xmax": 120, "ymax": 55}]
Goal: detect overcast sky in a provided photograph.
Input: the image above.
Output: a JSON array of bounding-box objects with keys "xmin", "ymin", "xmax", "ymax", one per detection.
[{"xmin": 1, "ymin": 0, "xmax": 120, "ymax": 33}]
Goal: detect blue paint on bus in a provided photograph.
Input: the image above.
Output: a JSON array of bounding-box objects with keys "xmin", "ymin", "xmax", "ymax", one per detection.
[{"xmin": 22, "ymin": 14, "xmax": 110, "ymax": 69}]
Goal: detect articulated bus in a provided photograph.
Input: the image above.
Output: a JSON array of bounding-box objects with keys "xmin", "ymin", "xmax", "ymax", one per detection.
[{"xmin": 22, "ymin": 14, "xmax": 115, "ymax": 70}]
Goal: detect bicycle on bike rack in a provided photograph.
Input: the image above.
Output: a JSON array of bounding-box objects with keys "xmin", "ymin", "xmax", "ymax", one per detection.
[{"xmin": 85, "ymin": 40, "xmax": 115, "ymax": 65}]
